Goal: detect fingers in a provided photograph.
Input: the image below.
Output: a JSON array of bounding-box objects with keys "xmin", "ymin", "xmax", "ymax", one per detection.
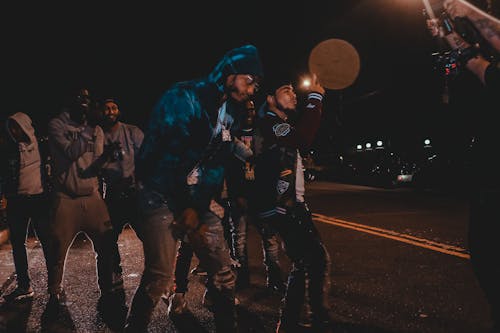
[
  {"xmin": 426, "ymin": 18, "xmax": 441, "ymax": 37},
  {"xmin": 309, "ymin": 73, "xmax": 326, "ymax": 94}
]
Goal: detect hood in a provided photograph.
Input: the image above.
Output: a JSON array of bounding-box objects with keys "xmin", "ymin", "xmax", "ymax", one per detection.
[
  {"xmin": 6, "ymin": 112, "xmax": 36, "ymax": 144},
  {"xmin": 208, "ymin": 44, "xmax": 264, "ymax": 92}
]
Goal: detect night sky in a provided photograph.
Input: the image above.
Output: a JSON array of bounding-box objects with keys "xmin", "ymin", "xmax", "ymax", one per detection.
[{"xmin": 2, "ymin": 0, "xmax": 493, "ymax": 156}]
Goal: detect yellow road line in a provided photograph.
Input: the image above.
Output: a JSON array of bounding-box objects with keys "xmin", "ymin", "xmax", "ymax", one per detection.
[{"xmin": 312, "ymin": 213, "xmax": 470, "ymax": 260}]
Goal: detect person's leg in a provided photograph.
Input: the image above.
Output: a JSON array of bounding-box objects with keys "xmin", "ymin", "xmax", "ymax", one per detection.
[
  {"xmin": 31, "ymin": 193, "xmax": 53, "ymax": 277},
  {"xmin": 259, "ymin": 221, "xmax": 285, "ymax": 293},
  {"xmin": 264, "ymin": 213, "xmax": 307, "ymax": 330},
  {"xmin": 6, "ymin": 197, "xmax": 31, "ymax": 288},
  {"xmin": 173, "ymin": 240, "xmax": 194, "ymax": 294},
  {"xmin": 3, "ymin": 196, "xmax": 33, "ymax": 300},
  {"xmin": 47, "ymin": 195, "xmax": 81, "ymax": 300},
  {"xmin": 231, "ymin": 199, "xmax": 250, "ymax": 289},
  {"xmin": 287, "ymin": 203, "xmax": 332, "ymax": 329},
  {"xmin": 105, "ymin": 194, "xmax": 130, "ymax": 288},
  {"xmin": 165, "ymin": 240, "xmax": 193, "ymax": 316},
  {"xmin": 84, "ymin": 193, "xmax": 128, "ymax": 330},
  {"xmin": 125, "ymin": 189, "xmax": 177, "ymax": 332},
  {"xmin": 191, "ymin": 210, "xmax": 237, "ymax": 332},
  {"xmin": 81, "ymin": 193, "xmax": 119, "ymax": 293},
  {"xmin": 305, "ymin": 241, "xmax": 332, "ymax": 326}
]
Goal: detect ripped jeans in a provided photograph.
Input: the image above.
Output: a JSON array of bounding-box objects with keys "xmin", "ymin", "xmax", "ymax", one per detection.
[
  {"xmin": 125, "ymin": 187, "xmax": 237, "ymax": 332},
  {"xmin": 125, "ymin": 187, "xmax": 178, "ymax": 332}
]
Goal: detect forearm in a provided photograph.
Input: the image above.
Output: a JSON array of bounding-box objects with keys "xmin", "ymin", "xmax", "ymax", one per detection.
[
  {"xmin": 465, "ymin": 55, "xmax": 491, "ymax": 84},
  {"xmin": 292, "ymin": 92, "xmax": 324, "ymax": 149},
  {"xmin": 446, "ymin": 0, "xmax": 500, "ymax": 52}
]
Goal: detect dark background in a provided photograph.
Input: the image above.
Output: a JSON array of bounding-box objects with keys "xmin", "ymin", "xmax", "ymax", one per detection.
[{"xmin": 2, "ymin": 0, "xmax": 496, "ymax": 157}]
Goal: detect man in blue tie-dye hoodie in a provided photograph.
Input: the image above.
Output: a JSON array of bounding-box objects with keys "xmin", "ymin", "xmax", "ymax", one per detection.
[{"xmin": 125, "ymin": 44, "xmax": 263, "ymax": 332}]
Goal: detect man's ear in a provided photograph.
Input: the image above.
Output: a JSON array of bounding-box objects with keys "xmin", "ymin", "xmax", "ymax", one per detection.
[{"xmin": 266, "ymin": 95, "xmax": 275, "ymax": 105}]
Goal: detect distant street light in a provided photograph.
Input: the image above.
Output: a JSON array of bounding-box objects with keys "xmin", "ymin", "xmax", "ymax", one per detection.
[{"xmin": 424, "ymin": 138, "xmax": 432, "ymax": 148}]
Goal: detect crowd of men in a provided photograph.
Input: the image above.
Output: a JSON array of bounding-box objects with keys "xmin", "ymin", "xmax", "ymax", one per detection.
[
  {"xmin": 0, "ymin": 44, "xmax": 332, "ymax": 333},
  {"xmin": 2, "ymin": 0, "xmax": 500, "ymax": 331}
]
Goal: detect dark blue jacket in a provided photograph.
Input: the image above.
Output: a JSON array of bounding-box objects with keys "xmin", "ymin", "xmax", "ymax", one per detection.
[{"xmin": 135, "ymin": 45, "xmax": 263, "ymax": 216}]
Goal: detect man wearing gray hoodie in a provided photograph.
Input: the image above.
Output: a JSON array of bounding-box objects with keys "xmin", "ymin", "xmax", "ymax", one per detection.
[
  {"xmin": 46, "ymin": 88, "xmax": 119, "ymax": 309},
  {"xmin": 0, "ymin": 112, "xmax": 51, "ymax": 302}
]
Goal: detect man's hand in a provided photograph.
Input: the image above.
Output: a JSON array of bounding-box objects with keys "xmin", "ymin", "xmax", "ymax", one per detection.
[
  {"xmin": 308, "ymin": 73, "xmax": 325, "ymax": 95},
  {"xmin": 186, "ymin": 223, "xmax": 209, "ymax": 249},
  {"xmin": 444, "ymin": 0, "xmax": 473, "ymax": 20},
  {"xmin": 426, "ymin": 17, "xmax": 444, "ymax": 37},
  {"xmin": 176, "ymin": 207, "xmax": 199, "ymax": 230},
  {"xmin": 171, "ymin": 207, "xmax": 200, "ymax": 240}
]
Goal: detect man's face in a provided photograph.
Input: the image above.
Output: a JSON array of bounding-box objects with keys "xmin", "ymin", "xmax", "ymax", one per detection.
[
  {"xmin": 274, "ymin": 85, "xmax": 297, "ymax": 112},
  {"xmin": 76, "ymin": 89, "xmax": 91, "ymax": 110},
  {"xmin": 225, "ymin": 74, "xmax": 260, "ymax": 103},
  {"xmin": 70, "ymin": 88, "xmax": 92, "ymax": 124},
  {"xmin": 102, "ymin": 101, "xmax": 120, "ymax": 126}
]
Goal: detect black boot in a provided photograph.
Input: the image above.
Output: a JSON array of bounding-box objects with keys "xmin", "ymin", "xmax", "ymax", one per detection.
[{"xmin": 98, "ymin": 288, "xmax": 128, "ymax": 331}]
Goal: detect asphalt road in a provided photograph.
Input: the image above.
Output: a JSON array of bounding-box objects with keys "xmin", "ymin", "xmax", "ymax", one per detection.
[{"xmin": 0, "ymin": 181, "xmax": 492, "ymax": 332}]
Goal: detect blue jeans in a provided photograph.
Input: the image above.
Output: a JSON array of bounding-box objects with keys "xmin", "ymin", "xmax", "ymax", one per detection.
[
  {"xmin": 125, "ymin": 188, "xmax": 178, "ymax": 332},
  {"xmin": 186, "ymin": 210, "xmax": 237, "ymax": 332},
  {"xmin": 231, "ymin": 198, "xmax": 282, "ymax": 287},
  {"xmin": 126, "ymin": 188, "xmax": 237, "ymax": 332}
]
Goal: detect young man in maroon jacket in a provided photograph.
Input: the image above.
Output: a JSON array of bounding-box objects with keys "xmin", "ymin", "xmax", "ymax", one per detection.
[{"xmin": 253, "ymin": 74, "xmax": 333, "ymax": 332}]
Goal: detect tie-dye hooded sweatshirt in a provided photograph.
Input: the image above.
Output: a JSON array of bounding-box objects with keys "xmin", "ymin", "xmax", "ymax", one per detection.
[{"xmin": 135, "ymin": 44, "xmax": 263, "ymax": 216}]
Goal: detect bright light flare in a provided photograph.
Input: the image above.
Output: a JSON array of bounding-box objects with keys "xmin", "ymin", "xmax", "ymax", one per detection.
[{"xmin": 301, "ymin": 78, "xmax": 311, "ymax": 88}]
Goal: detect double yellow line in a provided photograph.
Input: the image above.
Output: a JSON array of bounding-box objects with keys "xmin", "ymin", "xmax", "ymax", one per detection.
[{"xmin": 312, "ymin": 213, "xmax": 470, "ymax": 259}]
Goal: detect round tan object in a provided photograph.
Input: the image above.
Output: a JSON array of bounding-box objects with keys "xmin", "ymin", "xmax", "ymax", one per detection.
[{"xmin": 308, "ymin": 38, "xmax": 360, "ymax": 90}]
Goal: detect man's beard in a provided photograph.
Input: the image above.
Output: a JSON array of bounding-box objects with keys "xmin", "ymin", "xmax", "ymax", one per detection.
[{"xmin": 103, "ymin": 116, "xmax": 118, "ymax": 128}]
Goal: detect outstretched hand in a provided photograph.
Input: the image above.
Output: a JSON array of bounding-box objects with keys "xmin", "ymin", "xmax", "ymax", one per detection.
[{"xmin": 308, "ymin": 73, "xmax": 325, "ymax": 95}]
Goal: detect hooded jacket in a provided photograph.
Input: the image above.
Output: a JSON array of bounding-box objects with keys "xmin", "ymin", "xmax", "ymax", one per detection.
[
  {"xmin": 48, "ymin": 111, "xmax": 104, "ymax": 197},
  {"xmin": 135, "ymin": 44, "xmax": 263, "ymax": 216},
  {"xmin": 0, "ymin": 112, "xmax": 45, "ymax": 198}
]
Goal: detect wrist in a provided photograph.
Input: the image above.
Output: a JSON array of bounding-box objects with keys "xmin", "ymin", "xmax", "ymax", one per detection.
[{"xmin": 456, "ymin": 46, "xmax": 480, "ymax": 67}]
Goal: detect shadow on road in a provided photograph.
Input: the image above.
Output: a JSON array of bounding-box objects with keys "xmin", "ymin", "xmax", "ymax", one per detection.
[
  {"xmin": 170, "ymin": 311, "xmax": 210, "ymax": 332},
  {"xmin": 0, "ymin": 298, "xmax": 33, "ymax": 332},
  {"xmin": 41, "ymin": 301, "xmax": 76, "ymax": 333},
  {"xmin": 236, "ymin": 306, "xmax": 268, "ymax": 332},
  {"xmin": 329, "ymin": 321, "xmax": 397, "ymax": 333}
]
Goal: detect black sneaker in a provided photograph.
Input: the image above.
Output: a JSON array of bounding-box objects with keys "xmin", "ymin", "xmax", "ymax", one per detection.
[
  {"xmin": 3, "ymin": 286, "xmax": 34, "ymax": 302},
  {"xmin": 48, "ymin": 289, "xmax": 67, "ymax": 306},
  {"xmin": 98, "ymin": 289, "xmax": 128, "ymax": 331}
]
